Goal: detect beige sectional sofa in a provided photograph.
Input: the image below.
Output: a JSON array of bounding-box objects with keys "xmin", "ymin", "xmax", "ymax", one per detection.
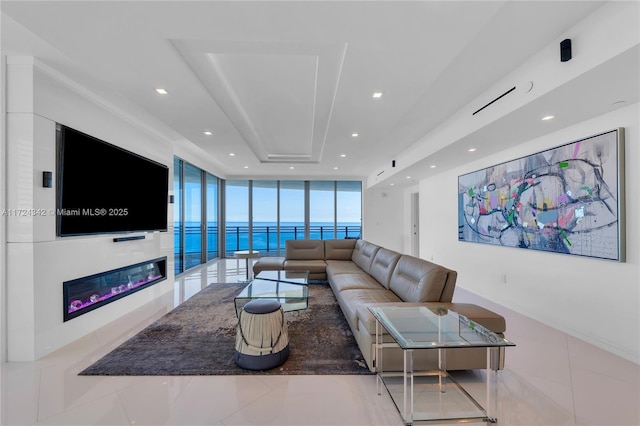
[{"xmin": 252, "ymin": 238, "xmax": 506, "ymax": 372}]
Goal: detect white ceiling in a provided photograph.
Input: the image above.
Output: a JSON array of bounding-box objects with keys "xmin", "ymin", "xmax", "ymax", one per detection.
[{"xmin": 3, "ymin": 0, "xmax": 634, "ymax": 187}]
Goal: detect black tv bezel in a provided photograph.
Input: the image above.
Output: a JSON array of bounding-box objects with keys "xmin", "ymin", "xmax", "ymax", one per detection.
[{"xmin": 56, "ymin": 124, "xmax": 169, "ymax": 237}]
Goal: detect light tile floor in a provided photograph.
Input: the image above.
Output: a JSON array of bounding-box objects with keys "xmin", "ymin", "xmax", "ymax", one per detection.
[{"xmin": 1, "ymin": 258, "xmax": 638, "ymax": 425}]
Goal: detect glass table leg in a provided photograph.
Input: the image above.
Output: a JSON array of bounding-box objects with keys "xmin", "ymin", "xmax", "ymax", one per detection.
[
  {"xmin": 486, "ymin": 347, "xmax": 499, "ymax": 423},
  {"xmin": 403, "ymin": 349, "xmax": 414, "ymax": 425}
]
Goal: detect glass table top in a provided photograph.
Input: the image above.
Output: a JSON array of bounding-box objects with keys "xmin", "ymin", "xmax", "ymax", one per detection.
[
  {"xmin": 368, "ymin": 305, "xmax": 515, "ymax": 349},
  {"xmin": 255, "ymin": 270, "xmax": 309, "ymax": 285},
  {"xmin": 234, "ymin": 278, "xmax": 309, "ymax": 315}
]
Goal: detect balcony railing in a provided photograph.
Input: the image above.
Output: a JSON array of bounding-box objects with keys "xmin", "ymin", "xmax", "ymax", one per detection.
[{"xmin": 176, "ymin": 224, "xmax": 361, "ymax": 259}]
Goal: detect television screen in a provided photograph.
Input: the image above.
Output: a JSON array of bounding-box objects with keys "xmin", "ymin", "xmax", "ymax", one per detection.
[{"xmin": 56, "ymin": 124, "xmax": 169, "ymax": 236}]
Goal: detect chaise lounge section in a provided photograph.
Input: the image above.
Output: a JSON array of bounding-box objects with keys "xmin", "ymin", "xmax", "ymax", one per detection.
[{"xmin": 253, "ymin": 238, "xmax": 507, "ymax": 372}]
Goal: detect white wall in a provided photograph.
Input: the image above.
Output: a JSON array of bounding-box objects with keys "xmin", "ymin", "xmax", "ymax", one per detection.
[
  {"xmin": 361, "ymin": 185, "xmax": 405, "ymax": 252},
  {"xmin": 4, "ymin": 58, "xmax": 179, "ymax": 360},
  {"xmin": 421, "ymin": 104, "xmax": 639, "ymax": 364}
]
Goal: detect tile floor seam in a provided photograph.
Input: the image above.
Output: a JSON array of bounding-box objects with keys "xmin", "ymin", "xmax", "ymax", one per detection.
[
  {"xmin": 500, "ymin": 367, "xmax": 576, "ymax": 422},
  {"xmin": 564, "ymin": 333, "xmax": 579, "ymax": 426},
  {"xmin": 217, "ymin": 381, "xmax": 294, "ymax": 426},
  {"xmin": 115, "ymin": 388, "xmax": 134, "ymax": 426},
  {"xmin": 34, "ymin": 366, "xmax": 43, "ymax": 425}
]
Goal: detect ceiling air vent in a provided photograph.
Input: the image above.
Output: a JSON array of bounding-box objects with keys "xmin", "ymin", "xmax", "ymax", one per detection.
[{"xmin": 472, "ymin": 86, "xmax": 516, "ymax": 116}]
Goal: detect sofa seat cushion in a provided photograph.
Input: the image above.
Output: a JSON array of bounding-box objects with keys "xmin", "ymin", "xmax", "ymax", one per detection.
[
  {"xmin": 283, "ymin": 259, "xmax": 327, "ymax": 273},
  {"xmin": 336, "ymin": 289, "xmax": 401, "ymax": 331},
  {"xmin": 330, "ymin": 273, "xmax": 383, "ymax": 293},
  {"xmin": 325, "ymin": 260, "xmax": 367, "ymax": 276}
]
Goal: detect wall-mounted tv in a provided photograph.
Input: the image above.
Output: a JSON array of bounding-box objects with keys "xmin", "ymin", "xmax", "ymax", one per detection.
[{"xmin": 56, "ymin": 124, "xmax": 169, "ymax": 236}]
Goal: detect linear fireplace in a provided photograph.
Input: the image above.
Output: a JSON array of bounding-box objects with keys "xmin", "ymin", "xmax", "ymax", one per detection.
[{"xmin": 63, "ymin": 257, "xmax": 167, "ymax": 322}]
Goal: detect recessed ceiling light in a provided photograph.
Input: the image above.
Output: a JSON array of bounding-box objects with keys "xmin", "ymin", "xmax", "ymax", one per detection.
[
  {"xmin": 351, "ymin": 133, "xmax": 359, "ymax": 138},
  {"xmin": 243, "ymin": 166, "xmax": 248, "ymax": 169},
  {"xmin": 468, "ymin": 148, "xmax": 477, "ymax": 152},
  {"xmin": 372, "ymin": 92, "xmax": 383, "ymax": 98},
  {"xmin": 340, "ymin": 154, "xmax": 347, "ymax": 158},
  {"xmin": 203, "ymin": 131, "xmax": 212, "ymax": 136},
  {"xmin": 289, "ymin": 166, "xmax": 295, "ymax": 170},
  {"xmin": 541, "ymin": 115, "xmax": 555, "ymax": 121},
  {"xmin": 430, "ymin": 165, "xmax": 437, "ymax": 168},
  {"xmin": 390, "ymin": 183, "xmax": 395, "ymax": 186},
  {"xmin": 406, "ymin": 176, "xmax": 411, "ymax": 179},
  {"xmin": 229, "ymin": 153, "xmax": 235, "ymax": 156},
  {"xmin": 333, "ymin": 167, "xmax": 339, "ymax": 170},
  {"xmin": 155, "ymin": 88, "xmax": 168, "ymax": 95}
]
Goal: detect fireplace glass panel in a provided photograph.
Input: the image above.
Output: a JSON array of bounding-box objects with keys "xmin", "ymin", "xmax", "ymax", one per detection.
[{"xmin": 63, "ymin": 257, "xmax": 167, "ymax": 322}]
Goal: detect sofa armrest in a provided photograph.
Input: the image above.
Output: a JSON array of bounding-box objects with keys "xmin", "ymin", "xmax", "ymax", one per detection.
[
  {"xmin": 439, "ymin": 302, "xmax": 506, "ymax": 333},
  {"xmin": 252, "ymin": 257, "xmax": 285, "ymax": 275}
]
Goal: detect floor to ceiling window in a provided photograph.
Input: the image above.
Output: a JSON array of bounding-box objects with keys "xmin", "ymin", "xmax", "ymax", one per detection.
[
  {"xmin": 206, "ymin": 173, "xmax": 219, "ymax": 261},
  {"xmin": 223, "ymin": 179, "xmax": 362, "ymax": 257},
  {"xmin": 173, "ymin": 158, "xmax": 183, "ymax": 275},
  {"xmin": 336, "ymin": 181, "xmax": 362, "ymax": 239},
  {"xmin": 252, "ymin": 180, "xmax": 279, "ymax": 255},
  {"xmin": 175, "ymin": 165, "xmax": 363, "ymax": 270},
  {"xmin": 225, "ymin": 180, "xmax": 250, "ymax": 255},
  {"xmin": 309, "ymin": 180, "xmax": 336, "ymax": 240},
  {"xmin": 183, "ymin": 163, "xmax": 202, "ymax": 270},
  {"xmin": 174, "ymin": 157, "xmax": 220, "ymax": 275},
  {"xmin": 279, "ymin": 181, "xmax": 306, "ymax": 247}
]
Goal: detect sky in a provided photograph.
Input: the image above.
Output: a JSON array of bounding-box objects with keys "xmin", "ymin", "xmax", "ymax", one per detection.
[{"xmin": 180, "ymin": 180, "xmax": 362, "ymax": 223}]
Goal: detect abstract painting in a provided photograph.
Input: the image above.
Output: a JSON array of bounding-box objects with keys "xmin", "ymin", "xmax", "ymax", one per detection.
[{"xmin": 458, "ymin": 128, "xmax": 625, "ymax": 261}]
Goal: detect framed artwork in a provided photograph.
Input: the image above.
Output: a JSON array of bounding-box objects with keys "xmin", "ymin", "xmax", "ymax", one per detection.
[{"xmin": 458, "ymin": 128, "xmax": 625, "ymax": 261}]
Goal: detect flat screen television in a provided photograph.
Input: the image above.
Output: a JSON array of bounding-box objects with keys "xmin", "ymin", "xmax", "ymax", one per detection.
[{"xmin": 56, "ymin": 124, "xmax": 169, "ymax": 236}]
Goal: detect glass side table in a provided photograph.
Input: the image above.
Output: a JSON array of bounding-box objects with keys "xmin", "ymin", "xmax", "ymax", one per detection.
[{"xmin": 369, "ymin": 305, "xmax": 516, "ymax": 425}]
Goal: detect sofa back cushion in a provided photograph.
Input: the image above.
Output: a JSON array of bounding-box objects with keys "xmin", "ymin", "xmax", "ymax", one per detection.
[
  {"xmin": 368, "ymin": 248, "xmax": 402, "ymax": 289},
  {"xmin": 285, "ymin": 239, "xmax": 325, "ymax": 260},
  {"xmin": 351, "ymin": 240, "xmax": 381, "ymax": 273},
  {"xmin": 389, "ymin": 255, "xmax": 457, "ymax": 303},
  {"xmin": 324, "ymin": 239, "xmax": 357, "ymax": 260}
]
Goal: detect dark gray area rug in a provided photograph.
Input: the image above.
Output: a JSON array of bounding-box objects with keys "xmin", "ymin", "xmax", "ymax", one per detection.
[{"xmin": 79, "ymin": 282, "xmax": 372, "ymax": 376}]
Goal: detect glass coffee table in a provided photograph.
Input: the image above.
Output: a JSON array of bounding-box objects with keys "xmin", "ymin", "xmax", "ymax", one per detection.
[
  {"xmin": 255, "ymin": 270, "xmax": 309, "ymax": 285},
  {"xmin": 368, "ymin": 305, "xmax": 515, "ymax": 425},
  {"xmin": 234, "ymin": 270, "xmax": 309, "ymax": 316}
]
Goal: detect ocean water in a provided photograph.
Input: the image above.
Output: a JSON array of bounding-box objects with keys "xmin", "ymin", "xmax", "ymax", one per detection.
[{"xmin": 175, "ymin": 221, "xmax": 361, "ymax": 254}]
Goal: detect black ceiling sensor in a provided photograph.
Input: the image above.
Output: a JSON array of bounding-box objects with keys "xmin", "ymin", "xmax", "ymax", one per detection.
[{"xmin": 561, "ymin": 38, "xmax": 572, "ymax": 62}]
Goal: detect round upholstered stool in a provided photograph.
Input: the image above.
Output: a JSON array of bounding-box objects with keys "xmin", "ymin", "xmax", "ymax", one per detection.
[{"xmin": 234, "ymin": 299, "xmax": 289, "ymax": 370}]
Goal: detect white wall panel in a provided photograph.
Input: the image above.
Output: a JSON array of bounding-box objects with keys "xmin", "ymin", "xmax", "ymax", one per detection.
[
  {"xmin": 5, "ymin": 59, "xmax": 175, "ymax": 360},
  {"xmin": 6, "ymin": 242, "xmax": 35, "ymax": 361}
]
